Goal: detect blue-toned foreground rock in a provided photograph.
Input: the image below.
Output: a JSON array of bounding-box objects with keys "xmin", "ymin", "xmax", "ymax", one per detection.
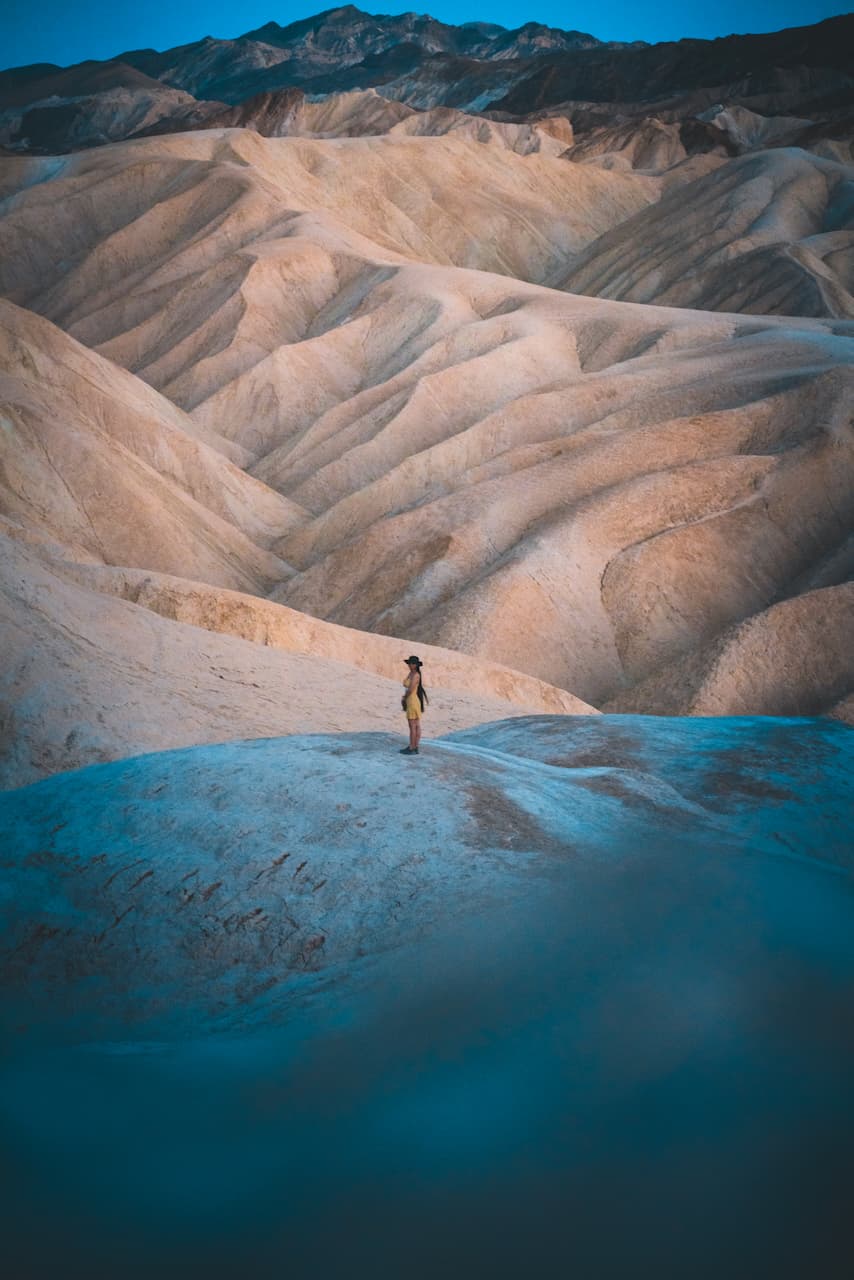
[{"xmin": 1, "ymin": 715, "xmax": 853, "ymax": 1278}]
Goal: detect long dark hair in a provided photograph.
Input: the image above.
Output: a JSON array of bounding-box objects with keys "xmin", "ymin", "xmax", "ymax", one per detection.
[{"xmin": 409, "ymin": 658, "xmax": 428, "ymax": 710}]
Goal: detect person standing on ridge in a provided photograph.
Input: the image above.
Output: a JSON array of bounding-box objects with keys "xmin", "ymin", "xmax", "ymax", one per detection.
[{"xmin": 401, "ymin": 655, "xmax": 427, "ymax": 755}]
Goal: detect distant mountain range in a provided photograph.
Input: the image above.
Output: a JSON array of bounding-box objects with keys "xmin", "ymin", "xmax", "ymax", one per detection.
[
  {"xmin": 119, "ymin": 7, "xmax": 618, "ymax": 104},
  {"xmin": 1, "ymin": 6, "xmax": 852, "ymax": 155}
]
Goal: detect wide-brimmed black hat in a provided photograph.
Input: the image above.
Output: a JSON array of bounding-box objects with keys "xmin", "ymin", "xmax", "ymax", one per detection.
[{"xmin": 404, "ymin": 655, "xmax": 422, "ymax": 666}]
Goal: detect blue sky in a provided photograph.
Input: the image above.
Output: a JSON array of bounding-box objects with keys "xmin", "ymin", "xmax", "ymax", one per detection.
[{"xmin": 1, "ymin": 1, "xmax": 850, "ymax": 71}]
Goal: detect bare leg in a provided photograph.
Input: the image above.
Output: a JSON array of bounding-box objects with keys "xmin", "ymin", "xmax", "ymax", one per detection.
[
  {"xmin": 409, "ymin": 718, "xmax": 418, "ymax": 750},
  {"xmin": 414, "ymin": 720, "xmax": 422, "ymax": 751}
]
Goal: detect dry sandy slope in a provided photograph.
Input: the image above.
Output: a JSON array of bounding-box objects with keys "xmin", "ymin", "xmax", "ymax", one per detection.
[
  {"xmin": 0, "ymin": 299, "xmax": 298, "ymax": 592},
  {"xmin": 61, "ymin": 560, "xmax": 592, "ymax": 714},
  {"xmin": 604, "ymin": 582, "xmax": 854, "ymax": 721},
  {"xmin": 0, "ymin": 531, "xmax": 593, "ymax": 790},
  {"xmin": 560, "ymin": 148, "xmax": 854, "ymax": 317}
]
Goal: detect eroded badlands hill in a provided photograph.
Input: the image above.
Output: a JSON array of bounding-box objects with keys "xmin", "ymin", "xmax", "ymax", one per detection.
[
  {"xmin": 560, "ymin": 148, "xmax": 854, "ymax": 317},
  {"xmin": 0, "ymin": 292, "xmax": 594, "ymax": 787},
  {"xmin": 0, "ymin": 128, "xmax": 657, "ymax": 313},
  {"xmin": 133, "ymin": 86, "xmax": 574, "ymax": 155},
  {"xmin": 0, "ymin": 128, "xmax": 853, "ymax": 737}
]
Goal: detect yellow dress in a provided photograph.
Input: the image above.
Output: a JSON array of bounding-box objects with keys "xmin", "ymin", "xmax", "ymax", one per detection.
[{"xmin": 403, "ymin": 673, "xmax": 422, "ymax": 720}]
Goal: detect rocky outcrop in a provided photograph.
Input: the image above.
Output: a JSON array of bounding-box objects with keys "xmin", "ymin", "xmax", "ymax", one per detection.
[{"xmin": 3, "ymin": 712, "xmax": 852, "ymax": 1026}]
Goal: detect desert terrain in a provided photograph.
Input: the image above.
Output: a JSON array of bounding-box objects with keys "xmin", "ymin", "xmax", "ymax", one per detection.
[
  {"xmin": 1, "ymin": 118, "xmax": 852, "ymax": 763},
  {"xmin": 1, "ymin": 8, "xmax": 853, "ymax": 1275}
]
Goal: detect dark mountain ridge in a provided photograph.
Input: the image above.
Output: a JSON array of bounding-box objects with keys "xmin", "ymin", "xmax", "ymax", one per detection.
[
  {"xmin": 107, "ymin": 6, "xmax": 607, "ymax": 103},
  {"xmin": 112, "ymin": 9, "xmax": 854, "ymax": 106},
  {"xmin": 492, "ymin": 13, "xmax": 854, "ymax": 113},
  {"xmin": 0, "ymin": 59, "xmax": 168, "ymax": 109},
  {"xmin": 3, "ymin": 8, "xmax": 850, "ymax": 109},
  {"xmin": 1, "ymin": 7, "xmax": 851, "ymax": 155},
  {"xmin": 240, "ymin": 6, "xmax": 604, "ymax": 58}
]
